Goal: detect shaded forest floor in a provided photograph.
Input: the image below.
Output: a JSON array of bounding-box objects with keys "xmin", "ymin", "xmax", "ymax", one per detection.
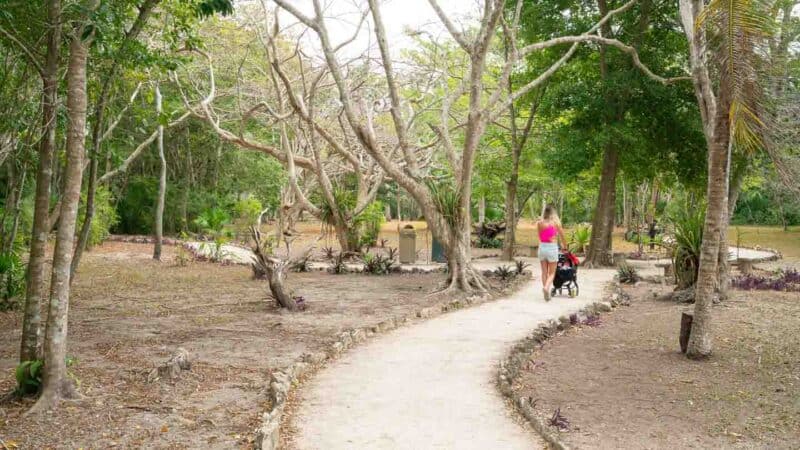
[
  {"xmin": 0, "ymin": 242, "xmax": 508, "ymax": 449},
  {"xmin": 510, "ymin": 267, "xmax": 800, "ymax": 449}
]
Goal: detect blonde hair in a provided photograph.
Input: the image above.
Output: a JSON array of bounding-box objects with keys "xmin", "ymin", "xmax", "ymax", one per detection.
[{"xmin": 543, "ymin": 204, "xmax": 561, "ymax": 227}]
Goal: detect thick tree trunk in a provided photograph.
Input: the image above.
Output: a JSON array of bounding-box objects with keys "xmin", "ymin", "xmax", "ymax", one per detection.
[
  {"xmin": 687, "ymin": 89, "xmax": 732, "ymax": 359},
  {"xmin": 333, "ymin": 219, "xmax": 359, "ymax": 254},
  {"xmin": 30, "ymin": 34, "xmax": 90, "ymax": 412},
  {"xmin": 585, "ymin": 146, "xmax": 619, "ymax": 267},
  {"xmin": 153, "ymin": 84, "xmax": 166, "ymax": 260},
  {"xmin": 20, "ymin": 0, "xmax": 61, "ymax": 362}
]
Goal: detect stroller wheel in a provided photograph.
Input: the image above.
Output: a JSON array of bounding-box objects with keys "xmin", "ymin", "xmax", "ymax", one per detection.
[
  {"xmin": 551, "ymin": 287, "xmax": 557, "ymax": 298},
  {"xmin": 574, "ymin": 284, "xmax": 579, "ymax": 297},
  {"xmin": 568, "ymin": 288, "xmax": 575, "ymax": 298}
]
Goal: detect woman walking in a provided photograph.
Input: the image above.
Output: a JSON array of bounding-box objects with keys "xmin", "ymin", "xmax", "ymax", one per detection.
[{"xmin": 537, "ymin": 205, "xmax": 568, "ymax": 300}]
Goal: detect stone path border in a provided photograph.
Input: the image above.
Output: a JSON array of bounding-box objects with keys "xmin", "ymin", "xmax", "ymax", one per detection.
[{"xmin": 496, "ymin": 281, "xmax": 630, "ymax": 450}]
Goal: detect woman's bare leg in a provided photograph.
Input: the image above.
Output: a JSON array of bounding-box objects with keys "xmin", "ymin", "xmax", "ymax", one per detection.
[
  {"xmin": 546, "ymin": 261, "xmax": 558, "ymax": 291},
  {"xmin": 539, "ymin": 260, "xmax": 548, "ymax": 288}
]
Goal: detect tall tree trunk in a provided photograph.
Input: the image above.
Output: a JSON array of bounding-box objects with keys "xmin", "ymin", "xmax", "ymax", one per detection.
[
  {"xmin": 153, "ymin": 84, "xmax": 166, "ymax": 260},
  {"xmin": 30, "ymin": 32, "xmax": 90, "ymax": 412},
  {"xmin": 477, "ymin": 195, "xmax": 486, "ymax": 224},
  {"xmin": 585, "ymin": 146, "xmax": 619, "ymax": 266},
  {"xmin": 687, "ymin": 90, "xmax": 732, "ymax": 359},
  {"xmin": 584, "ymin": 0, "xmax": 618, "ymax": 267},
  {"xmin": 20, "ymin": 0, "xmax": 61, "ymax": 363}
]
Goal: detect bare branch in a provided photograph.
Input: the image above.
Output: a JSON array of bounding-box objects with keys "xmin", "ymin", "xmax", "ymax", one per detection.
[
  {"xmin": 0, "ymin": 25, "xmax": 44, "ymax": 75},
  {"xmin": 427, "ymin": 0, "xmax": 471, "ymax": 52}
]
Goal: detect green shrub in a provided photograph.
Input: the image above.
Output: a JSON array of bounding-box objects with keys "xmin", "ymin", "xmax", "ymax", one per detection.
[
  {"xmin": 15, "ymin": 359, "xmax": 43, "ymax": 395},
  {"xmin": 78, "ymin": 186, "xmax": 119, "ymax": 247},
  {"xmin": 355, "ymin": 201, "xmax": 385, "ymax": 249},
  {"xmin": 233, "ymin": 197, "xmax": 263, "ymax": 222},
  {"xmin": 476, "ymin": 235, "xmax": 502, "ymax": 248},
  {"xmin": 0, "ymin": 251, "xmax": 25, "ymax": 310},
  {"xmin": 194, "ymin": 207, "xmax": 230, "ymax": 234}
]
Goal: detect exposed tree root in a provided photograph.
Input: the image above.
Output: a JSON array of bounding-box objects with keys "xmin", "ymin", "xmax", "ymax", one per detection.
[{"xmin": 25, "ymin": 378, "xmax": 80, "ymax": 416}]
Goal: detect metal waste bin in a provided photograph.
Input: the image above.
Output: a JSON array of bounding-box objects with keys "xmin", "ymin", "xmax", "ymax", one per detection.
[
  {"xmin": 399, "ymin": 225, "xmax": 417, "ymax": 264},
  {"xmin": 431, "ymin": 237, "xmax": 447, "ymax": 263}
]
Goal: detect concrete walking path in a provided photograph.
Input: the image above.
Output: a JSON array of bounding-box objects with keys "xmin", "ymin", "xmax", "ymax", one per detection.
[{"xmin": 288, "ymin": 265, "xmax": 654, "ymax": 449}]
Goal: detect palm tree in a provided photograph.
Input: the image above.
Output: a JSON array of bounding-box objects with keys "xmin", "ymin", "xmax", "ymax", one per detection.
[{"xmin": 679, "ymin": 0, "xmax": 775, "ymax": 358}]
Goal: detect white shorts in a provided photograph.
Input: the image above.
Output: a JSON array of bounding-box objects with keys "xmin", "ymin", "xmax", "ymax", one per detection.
[{"xmin": 538, "ymin": 243, "xmax": 559, "ymax": 262}]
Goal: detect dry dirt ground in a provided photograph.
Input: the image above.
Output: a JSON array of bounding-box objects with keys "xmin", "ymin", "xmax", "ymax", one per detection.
[
  {"xmin": 0, "ymin": 241, "xmax": 504, "ymax": 449},
  {"xmin": 511, "ymin": 271, "xmax": 800, "ymax": 449}
]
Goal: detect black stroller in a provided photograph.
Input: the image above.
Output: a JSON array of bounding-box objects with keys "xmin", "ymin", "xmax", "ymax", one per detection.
[{"xmin": 551, "ymin": 251, "xmax": 579, "ymax": 298}]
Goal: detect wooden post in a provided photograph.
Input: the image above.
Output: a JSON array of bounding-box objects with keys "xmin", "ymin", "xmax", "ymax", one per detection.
[{"xmin": 680, "ymin": 311, "xmax": 693, "ymax": 353}]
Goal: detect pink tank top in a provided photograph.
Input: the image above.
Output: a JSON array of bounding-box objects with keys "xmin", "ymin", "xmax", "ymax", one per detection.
[{"xmin": 539, "ymin": 224, "xmax": 557, "ymax": 243}]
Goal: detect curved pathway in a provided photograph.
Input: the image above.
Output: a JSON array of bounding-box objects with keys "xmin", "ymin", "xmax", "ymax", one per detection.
[{"xmin": 289, "ymin": 266, "xmax": 641, "ymax": 449}]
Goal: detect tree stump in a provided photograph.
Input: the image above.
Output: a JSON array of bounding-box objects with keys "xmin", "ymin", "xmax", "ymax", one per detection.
[{"xmin": 679, "ymin": 312, "xmax": 693, "ymax": 354}]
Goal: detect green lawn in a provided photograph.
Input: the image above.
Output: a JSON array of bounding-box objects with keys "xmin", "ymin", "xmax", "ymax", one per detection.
[{"xmin": 728, "ymin": 225, "xmax": 800, "ymax": 258}]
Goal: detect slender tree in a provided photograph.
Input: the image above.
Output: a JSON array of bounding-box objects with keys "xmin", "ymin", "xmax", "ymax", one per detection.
[
  {"xmin": 153, "ymin": 82, "xmax": 166, "ymax": 260},
  {"xmin": 30, "ymin": 0, "xmax": 97, "ymax": 412}
]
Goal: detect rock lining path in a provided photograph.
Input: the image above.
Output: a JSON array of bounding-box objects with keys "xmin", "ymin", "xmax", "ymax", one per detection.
[{"xmin": 287, "ymin": 264, "xmax": 661, "ymax": 450}]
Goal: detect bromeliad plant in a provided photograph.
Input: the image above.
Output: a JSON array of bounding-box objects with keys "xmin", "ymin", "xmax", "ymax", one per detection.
[
  {"xmin": 494, "ymin": 265, "xmax": 514, "ymax": 281},
  {"xmin": 361, "ymin": 252, "xmax": 396, "ymax": 275}
]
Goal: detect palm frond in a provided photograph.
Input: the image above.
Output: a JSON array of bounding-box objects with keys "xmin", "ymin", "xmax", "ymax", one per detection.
[{"xmin": 697, "ymin": 0, "xmax": 776, "ymax": 153}]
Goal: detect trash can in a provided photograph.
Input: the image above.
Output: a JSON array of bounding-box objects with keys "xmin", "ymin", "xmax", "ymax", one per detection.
[
  {"xmin": 399, "ymin": 225, "xmax": 417, "ymax": 264},
  {"xmin": 431, "ymin": 236, "xmax": 447, "ymax": 263}
]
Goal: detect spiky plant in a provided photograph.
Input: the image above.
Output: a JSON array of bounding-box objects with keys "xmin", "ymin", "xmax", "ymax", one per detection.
[
  {"xmin": 494, "ymin": 265, "xmax": 514, "ymax": 281},
  {"xmin": 514, "ymin": 259, "xmax": 530, "ymax": 275},
  {"xmin": 569, "ymin": 224, "xmax": 592, "ymax": 255},
  {"xmin": 328, "ymin": 253, "xmax": 347, "ymax": 275},
  {"xmin": 322, "ymin": 246, "xmax": 336, "ymax": 261},
  {"xmin": 669, "ymin": 204, "xmax": 705, "ymax": 289},
  {"xmin": 617, "ymin": 262, "xmax": 640, "ymax": 284}
]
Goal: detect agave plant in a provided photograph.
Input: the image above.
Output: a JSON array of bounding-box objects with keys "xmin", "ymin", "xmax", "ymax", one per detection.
[
  {"xmin": 494, "ymin": 265, "xmax": 514, "ymax": 281},
  {"xmin": 669, "ymin": 204, "xmax": 705, "ymax": 289},
  {"xmin": 617, "ymin": 262, "xmax": 640, "ymax": 284}
]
